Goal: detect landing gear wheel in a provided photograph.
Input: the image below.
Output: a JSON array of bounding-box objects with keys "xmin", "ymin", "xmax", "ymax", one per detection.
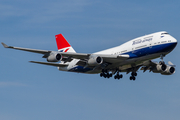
[
  {"xmin": 109, "ymin": 73, "xmax": 113, "ymax": 77},
  {"xmin": 120, "ymin": 74, "xmax": 123, "ymax": 78},
  {"xmin": 134, "ymin": 73, "xmax": 137, "ymax": 76}
]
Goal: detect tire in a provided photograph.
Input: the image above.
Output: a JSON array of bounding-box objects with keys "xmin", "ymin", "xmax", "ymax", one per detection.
[
  {"xmin": 134, "ymin": 73, "xmax": 137, "ymax": 76},
  {"xmin": 110, "ymin": 74, "xmax": 112, "ymax": 77},
  {"xmin": 120, "ymin": 74, "xmax": 123, "ymax": 78}
]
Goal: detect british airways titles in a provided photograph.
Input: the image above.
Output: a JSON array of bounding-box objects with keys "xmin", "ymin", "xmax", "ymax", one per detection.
[{"xmin": 132, "ymin": 37, "xmax": 153, "ymax": 45}]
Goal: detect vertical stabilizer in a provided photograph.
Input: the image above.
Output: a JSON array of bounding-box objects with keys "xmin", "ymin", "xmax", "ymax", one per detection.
[{"xmin": 55, "ymin": 34, "xmax": 76, "ymax": 53}]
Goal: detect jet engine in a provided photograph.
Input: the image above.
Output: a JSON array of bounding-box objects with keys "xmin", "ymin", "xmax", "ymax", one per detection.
[
  {"xmin": 151, "ymin": 64, "xmax": 167, "ymax": 73},
  {"xmin": 151, "ymin": 62, "xmax": 176, "ymax": 75},
  {"xmin": 87, "ymin": 55, "xmax": 103, "ymax": 66},
  {"xmin": 161, "ymin": 66, "xmax": 175, "ymax": 75},
  {"xmin": 47, "ymin": 52, "xmax": 62, "ymax": 62}
]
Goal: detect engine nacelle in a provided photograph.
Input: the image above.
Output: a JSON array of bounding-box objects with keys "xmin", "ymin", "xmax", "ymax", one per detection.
[
  {"xmin": 47, "ymin": 52, "xmax": 62, "ymax": 62},
  {"xmin": 151, "ymin": 64, "xmax": 167, "ymax": 73},
  {"xmin": 161, "ymin": 66, "xmax": 175, "ymax": 75},
  {"xmin": 87, "ymin": 55, "xmax": 103, "ymax": 66}
]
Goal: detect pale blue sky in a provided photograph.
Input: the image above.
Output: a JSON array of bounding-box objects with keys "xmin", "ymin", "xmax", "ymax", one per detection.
[{"xmin": 1, "ymin": 0, "xmax": 180, "ymax": 120}]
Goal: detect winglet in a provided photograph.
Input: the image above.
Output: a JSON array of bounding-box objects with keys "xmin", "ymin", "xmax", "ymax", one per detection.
[{"xmin": 1, "ymin": 42, "xmax": 9, "ymax": 48}]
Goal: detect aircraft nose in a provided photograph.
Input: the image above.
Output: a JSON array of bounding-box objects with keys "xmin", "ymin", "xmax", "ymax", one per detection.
[
  {"xmin": 170, "ymin": 37, "xmax": 178, "ymax": 50},
  {"xmin": 174, "ymin": 38, "xmax": 177, "ymax": 43},
  {"xmin": 171, "ymin": 37, "xmax": 178, "ymax": 43}
]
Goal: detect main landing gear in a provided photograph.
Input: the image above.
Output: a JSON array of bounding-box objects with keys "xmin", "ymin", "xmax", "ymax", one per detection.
[
  {"xmin": 100, "ymin": 69, "xmax": 112, "ymax": 78},
  {"xmin": 100, "ymin": 72, "xmax": 112, "ymax": 78},
  {"xmin": 129, "ymin": 72, "xmax": 137, "ymax": 81},
  {"xmin": 100, "ymin": 69, "xmax": 123, "ymax": 80},
  {"xmin": 100, "ymin": 69, "xmax": 137, "ymax": 81},
  {"xmin": 114, "ymin": 72, "xmax": 123, "ymax": 79}
]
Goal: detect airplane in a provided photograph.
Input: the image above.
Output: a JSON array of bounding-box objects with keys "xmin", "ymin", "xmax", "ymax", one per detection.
[{"xmin": 1, "ymin": 31, "xmax": 177, "ymax": 80}]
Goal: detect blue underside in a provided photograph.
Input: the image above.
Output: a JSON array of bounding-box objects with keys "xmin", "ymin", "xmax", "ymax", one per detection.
[
  {"xmin": 69, "ymin": 66, "xmax": 92, "ymax": 72},
  {"xmin": 69, "ymin": 42, "xmax": 177, "ymax": 73},
  {"xmin": 125, "ymin": 42, "xmax": 177, "ymax": 58}
]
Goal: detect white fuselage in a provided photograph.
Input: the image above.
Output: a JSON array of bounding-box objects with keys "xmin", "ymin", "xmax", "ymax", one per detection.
[{"xmin": 58, "ymin": 31, "xmax": 177, "ymax": 73}]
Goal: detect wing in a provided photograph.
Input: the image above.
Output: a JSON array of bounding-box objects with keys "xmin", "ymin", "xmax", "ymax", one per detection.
[
  {"xmin": 2, "ymin": 42, "xmax": 89, "ymax": 57},
  {"xmin": 60, "ymin": 52, "xmax": 129, "ymax": 63},
  {"xmin": 1, "ymin": 42, "xmax": 50, "ymax": 54},
  {"xmin": 2, "ymin": 42, "xmax": 129, "ymax": 66},
  {"xmin": 30, "ymin": 61, "xmax": 68, "ymax": 67}
]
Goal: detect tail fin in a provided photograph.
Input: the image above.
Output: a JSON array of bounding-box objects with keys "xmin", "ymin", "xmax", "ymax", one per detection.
[{"xmin": 55, "ymin": 34, "xmax": 76, "ymax": 53}]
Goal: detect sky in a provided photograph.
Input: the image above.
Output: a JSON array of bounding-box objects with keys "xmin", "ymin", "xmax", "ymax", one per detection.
[{"xmin": 1, "ymin": 0, "xmax": 180, "ymax": 120}]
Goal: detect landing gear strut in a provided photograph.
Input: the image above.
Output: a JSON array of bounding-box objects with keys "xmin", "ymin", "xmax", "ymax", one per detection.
[{"xmin": 160, "ymin": 54, "xmax": 166, "ymax": 65}]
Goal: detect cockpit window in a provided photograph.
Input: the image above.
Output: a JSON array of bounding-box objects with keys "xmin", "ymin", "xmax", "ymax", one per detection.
[{"xmin": 161, "ymin": 33, "xmax": 169, "ymax": 35}]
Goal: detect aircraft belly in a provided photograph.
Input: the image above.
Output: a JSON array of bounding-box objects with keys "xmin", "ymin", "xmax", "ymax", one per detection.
[
  {"xmin": 112, "ymin": 43, "xmax": 177, "ymax": 71},
  {"xmin": 108, "ymin": 52, "xmax": 164, "ymax": 71}
]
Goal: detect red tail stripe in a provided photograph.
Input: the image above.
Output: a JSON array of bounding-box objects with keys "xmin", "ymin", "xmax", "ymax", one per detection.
[
  {"xmin": 64, "ymin": 48, "xmax": 70, "ymax": 52},
  {"xmin": 55, "ymin": 34, "xmax": 71, "ymax": 50}
]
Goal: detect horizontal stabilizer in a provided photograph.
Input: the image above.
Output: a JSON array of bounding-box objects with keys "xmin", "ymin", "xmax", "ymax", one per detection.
[{"xmin": 30, "ymin": 61, "xmax": 68, "ymax": 67}]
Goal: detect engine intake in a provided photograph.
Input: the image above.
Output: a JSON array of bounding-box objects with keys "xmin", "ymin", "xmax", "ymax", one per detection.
[
  {"xmin": 47, "ymin": 52, "xmax": 62, "ymax": 62},
  {"xmin": 151, "ymin": 62, "xmax": 175, "ymax": 75},
  {"xmin": 152, "ymin": 64, "xmax": 167, "ymax": 73},
  {"xmin": 161, "ymin": 66, "xmax": 175, "ymax": 75},
  {"xmin": 87, "ymin": 55, "xmax": 103, "ymax": 66}
]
